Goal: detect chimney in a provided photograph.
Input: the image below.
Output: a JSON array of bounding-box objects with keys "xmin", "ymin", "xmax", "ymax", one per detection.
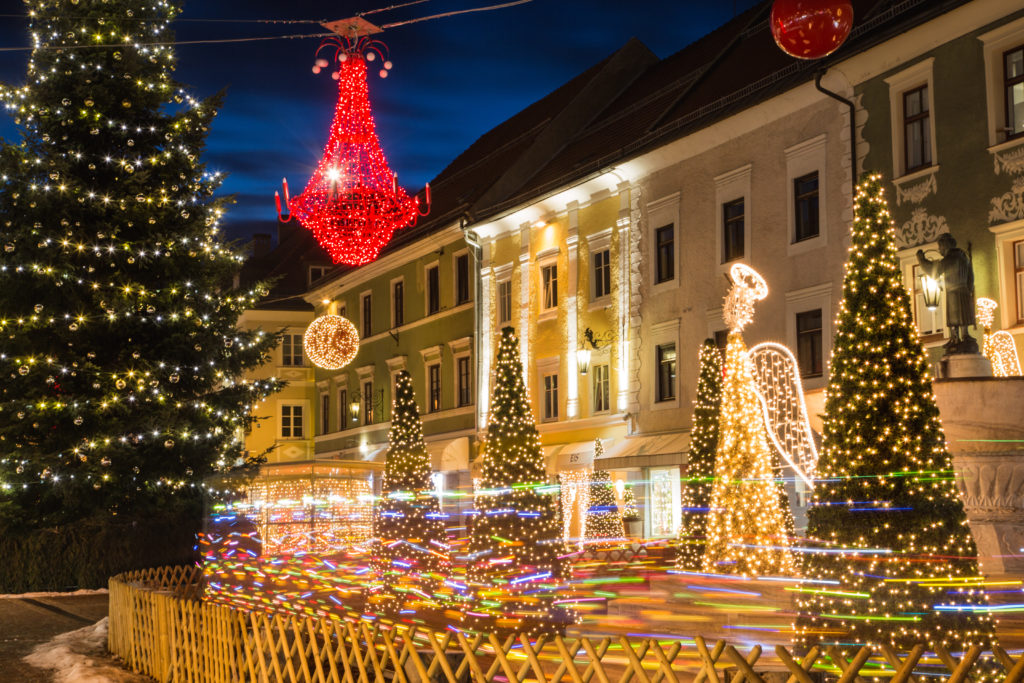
[
  {"xmin": 252, "ymin": 233, "xmax": 271, "ymax": 258},
  {"xmin": 278, "ymin": 222, "xmax": 297, "ymax": 246}
]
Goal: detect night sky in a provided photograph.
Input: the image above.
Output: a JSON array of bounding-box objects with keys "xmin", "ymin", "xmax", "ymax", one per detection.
[{"xmin": 0, "ymin": 1, "xmax": 762, "ymax": 243}]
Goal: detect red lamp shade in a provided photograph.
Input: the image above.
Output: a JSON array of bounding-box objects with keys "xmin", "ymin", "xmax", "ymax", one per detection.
[
  {"xmin": 770, "ymin": 0, "xmax": 853, "ymax": 60},
  {"xmin": 285, "ymin": 53, "xmax": 425, "ymax": 266}
]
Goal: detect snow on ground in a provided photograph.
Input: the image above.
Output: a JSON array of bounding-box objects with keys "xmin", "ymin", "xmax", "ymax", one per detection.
[
  {"xmin": 0, "ymin": 588, "xmax": 108, "ymax": 600},
  {"xmin": 23, "ymin": 617, "xmax": 149, "ymax": 683}
]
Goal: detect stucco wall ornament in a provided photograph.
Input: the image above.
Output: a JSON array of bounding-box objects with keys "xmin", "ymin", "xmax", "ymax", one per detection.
[
  {"xmin": 627, "ymin": 186, "xmax": 643, "ymax": 417},
  {"xmin": 894, "ymin": 173, "xmax": 936, "ymax": 206},
  {"xmin": 992, "ymin": 142, "xmax": 1024, "ymax": 175},
  {"xmin": 895, "ymin": 207, "xmax": 948, "ymax": 248},
  {"xmin": 989, "ymin": 176, "xmax": 1024, "ymax": 225},
  {"xmin": 955, "ymin": 458, "xmax": 1024, "ymax": 521}
]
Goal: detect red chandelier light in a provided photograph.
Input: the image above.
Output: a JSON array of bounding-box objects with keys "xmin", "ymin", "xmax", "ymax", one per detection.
[{"xmin": 277, "ymin": 36, "xmax": 429, "ymax": 266}]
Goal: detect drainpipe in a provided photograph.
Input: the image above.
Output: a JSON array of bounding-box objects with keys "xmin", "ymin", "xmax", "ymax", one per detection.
[
  {"xmin": 461, "ymin": 214, "xmax": 483, "ymax": 438},
  {"xmin": 815, "ymin": 69, "xmax": 858, "ymax": 199}
]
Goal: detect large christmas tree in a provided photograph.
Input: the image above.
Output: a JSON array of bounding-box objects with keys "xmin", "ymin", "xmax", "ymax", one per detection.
[
  {"xmin": 0, "ymin": 0, "xmax": 278, "ymax": 586},
  {"xmin": 467, "ymin": 327, "xmax": 566, "ymax": 635},
  {"xmin": 677, "ymin": 340, "xmax": 721, "ymax": 570},
  {"xmin": 371, "ymin": 370, "xmax": 449, "ymax": 617},
  {"xmin": 795, "ymin": 174, "xmax": 995, "ymax": 652}
]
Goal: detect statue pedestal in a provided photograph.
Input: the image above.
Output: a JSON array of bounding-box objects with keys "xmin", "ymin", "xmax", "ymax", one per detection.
[
  {"xmin": 940, "ymin": 352, "xmax": 993, "ymax": 379},
  {"xmin": 933, "ymin": 377, "xmax": 1024, "ymax": 574}
]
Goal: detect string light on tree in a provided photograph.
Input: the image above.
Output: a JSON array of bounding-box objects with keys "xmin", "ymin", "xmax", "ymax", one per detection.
[
  {"xmin": 304, "ymin": 315, "xmax": 360, "ymax": 370},
  {"xmin": 467, "ymin": 327, "xmax": 568, "ymax": 636},
  {"xmin": 584, "ymin": 459, "xmax": 625, "ymax": 545},
  {"xmin": 702, "ymin": 264, "xmax": 797, "ymax": 577},
  {"xmin": 371, "ymin": 370, "xmax": 449, "ymax": 618},
  {"xmin": 677, "ymin": 339, "xmax": 722, "ymax": 570},
  {"xmin": 276, "ymin": 34, "xmax": 428, "ymax": 266},
  {"xmin": 795, "ymin": 174, "xmax": 996, "ymax": 654}
]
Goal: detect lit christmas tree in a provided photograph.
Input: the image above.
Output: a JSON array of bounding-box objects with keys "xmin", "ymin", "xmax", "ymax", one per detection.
[
  {"xmin": 371, "ymin": 370, "xmax": 449, "ymax": 617},
  {"xmin": 702, "ymin": 265, "xmax": 796, "ymax": 577},
  {"xmin": 677, "ymin": 340, "xmax": 722, "ymax": 570},
  {"xmin": 467, "ymin": 327, "xmax": 566, "ymax": 635},
  {"xmin": 621, "ymin": 483, "xmax": 639, "ymax": 524},
  {"xmin": 795, "ymin": 175, "xmax": 996, "ymax": 653},
  {"xmin": 584, "ymin": 453, "xmax": 624, "ymax": 544},
  {"xmin": 0, "ymin": 0, "xmax": 278, "ymax": 584}
]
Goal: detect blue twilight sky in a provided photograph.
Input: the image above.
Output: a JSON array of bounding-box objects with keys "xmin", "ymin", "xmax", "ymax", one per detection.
[{"xmin": 0, "ymin": 1, "xmax": 762, "ymax": 242}]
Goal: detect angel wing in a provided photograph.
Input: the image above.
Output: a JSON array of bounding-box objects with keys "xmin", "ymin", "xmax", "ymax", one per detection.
[
  {"xmin": 747, "ymin": 342, "xmax": 819, "ymax": 487},
  {"xmin": 986, "ymin": 331, "xmax": 1023, "ymax": 377}
]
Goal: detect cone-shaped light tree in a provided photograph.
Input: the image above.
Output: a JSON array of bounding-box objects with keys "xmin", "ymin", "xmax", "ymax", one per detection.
[
  {"xmin": 372, "ymin": 370, "xmax": 449, "ymax": 617},
  {"xmin": 584, "ymin": 449, "xmax": 624, "ymax": 544},
  {"xmin": 0, "ymin": 0, "xmax": 279, "ymax": 572},
  {"xmin": 795, "ymin": 174, "xmax": 995, "ymax": 652},
  {"xmin": 468, "ymin": 327, "xmax": 566, "ymax": 635},
  {"xmin": 677, "ymin": 340, "xmax": 722, "ymax": 570},
  {"xmin": 703, "ymin": 265, "xmax": 797, "ymax": 577}
]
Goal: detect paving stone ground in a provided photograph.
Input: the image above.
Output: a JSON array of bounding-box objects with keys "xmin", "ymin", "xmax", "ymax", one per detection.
[{"xmin": 0, "ymin": 593, "xmax": 111, "ymax": 682}]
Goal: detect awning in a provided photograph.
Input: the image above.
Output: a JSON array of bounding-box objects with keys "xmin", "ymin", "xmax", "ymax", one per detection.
[
  {"xmin": 543, "ymin": 441, "xmax": 597, "ymax": 476},
  {"xmin": 426, "ymin": 436, "xmax": 470, "ymax": 472},
  {"xmin": 598, "ymin": 432, "xmax": 690, "ymax": 470}
]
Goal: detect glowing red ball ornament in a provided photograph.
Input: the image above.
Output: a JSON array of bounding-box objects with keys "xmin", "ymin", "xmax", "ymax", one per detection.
[
  {"xmin": 770, "ymin": 0, "xmax": 853, "ymax": 60},
  {"xmin": 276, "ymin": 36, "xmax": 429, "ymax": 266}
]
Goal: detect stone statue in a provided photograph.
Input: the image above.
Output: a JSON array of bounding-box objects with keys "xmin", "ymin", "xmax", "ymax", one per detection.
[{"xmin": 916, "ymin": 233, "xmax": 978, "ymax": 355}]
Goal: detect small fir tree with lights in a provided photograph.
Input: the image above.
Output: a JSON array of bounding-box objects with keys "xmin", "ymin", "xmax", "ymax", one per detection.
[
  {"xmin": 0, "ymin": 0, "xmax": 278, "ymax": 586},
  {"xmin": 371, "ymin": 370, "xmax": 450, "ymax": 618},
  {"xmin": 468, "ymin": 327, "xmax": 567, "ymax": 635},
  {"xmin": 795, "ymin": 175, "xmax": 995, "ymax": 653},
  {"xmin": 621, "ymin": 483, "xmax": 639, "ymax": 523},
  {"xmin": 584, "ymin": 457, "xmax": 624, "ymax": 543},
  {"xmin": 703, "ymin": 266, "xmax": 796, "ymax": 577},
  {"xmin": 677, "ymin": 340, "xmax": 722, "ymax": 570}
]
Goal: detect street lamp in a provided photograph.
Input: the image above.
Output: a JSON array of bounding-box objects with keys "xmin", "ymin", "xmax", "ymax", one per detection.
[
  {"xmin": 920, "ymin": 273, "xmax": 942, "ymax": 311},
  {"xmin": 577, "ymin": 327, "xmax": 615, "ymax": 374}
]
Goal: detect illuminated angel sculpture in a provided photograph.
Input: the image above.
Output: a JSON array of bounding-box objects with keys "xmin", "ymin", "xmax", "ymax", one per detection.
[{"xmin": 977, "ymin": 298, "xmax": 1022, "ymax": 377}]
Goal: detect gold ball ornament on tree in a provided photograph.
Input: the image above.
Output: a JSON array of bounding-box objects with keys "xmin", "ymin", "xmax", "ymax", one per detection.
[{"xmin": 304, "ymin": 315, "xmax": 360, "ymax": 370}]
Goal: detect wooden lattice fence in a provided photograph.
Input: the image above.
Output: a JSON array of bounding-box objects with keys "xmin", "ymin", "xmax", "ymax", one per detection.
[{"xmin": 108, "ymin": 566, "xmax": 1024, "ymax": 683}]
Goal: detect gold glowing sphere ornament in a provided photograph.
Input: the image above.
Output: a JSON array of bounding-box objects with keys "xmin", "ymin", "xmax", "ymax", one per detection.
[{"xmin": 304, "ymin": 315, "xmax": 360, "ymax": 370}]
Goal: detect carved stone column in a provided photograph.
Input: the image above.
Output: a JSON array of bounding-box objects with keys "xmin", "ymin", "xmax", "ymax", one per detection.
[{"xmin": 934, "ymin": 377, "xmax": 1024, "ymax": 574}]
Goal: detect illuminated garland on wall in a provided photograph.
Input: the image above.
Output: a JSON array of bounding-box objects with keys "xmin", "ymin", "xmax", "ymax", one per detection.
[{"xmin": 794, "ymin": 174, "xmax": 996, "ymax": 654}]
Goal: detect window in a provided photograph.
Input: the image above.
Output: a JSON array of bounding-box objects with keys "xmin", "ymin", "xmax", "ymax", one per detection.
[
  {"xmin": 308, "ymin": 266, "xmax": 328, "ymax": 285},
  {"xmin": 911, "ymin": 264, "xmax": 945, "ymax": 337},
  {"xmin": 1005, "ymin": 46, "xmax": 1024, "ymax": 139},
  {"xmin": 1014, "ymin": 239, "xmax": 1024, "ymax": 323},
  {"xmin": 392, "ymin": 280, "xmax": 404, "ymax": 328},
  {"xmin": 362, "ymin": 380, "xmax": 374, "ymax": 425},
  {"xmin": 903, "ymin": 85, "xmax": 932, "ymax": 172},
  {"xmin": 593, "ymin": 249, "xmax": 611, "ymax": 299},
  {"xmin": 457, "ymin": 356, "xmax": 472, "ymax": 407},
  {"xmin": 793, "ymin": 172, "xmax": 819, "ymax": 243},
  {"xmin": 319, "ymin": 393, "xmax": 330, "ymax": 435},
  {"xmin": 655, "ymin": 225, "xmax": 674, "ymax": 283},
  {"xmin": 541, "ymin": 264, "xmax": 557, "ymax": 311},
  {"xmin": 281, "ymin": 405, "xmax": 304, "ymax": 438},
  {"xmin": 427, "ymin": 265, "xmax": 440, "ymax": 315},
  {"xmin": 593, "ymin": 363, "xmax": 610, "ymax": 413},
  {"xmin": 542, "ymin": 373, "xmax": 559, "ymax": 421},
  {"xmin": 722, "ymin": 199, "xmax": 745, "ymax": 263},
  {"xmin": 281, "ymin": 334, "xmax": 303, "ymax": 366},
  {"xmin": 428, "ymin": 364, "xmax": 441, "ymax": 413},
  {"xmin": 456, "ymin": 253, "xmax": 471, "ymax": 305},
  {"xmin": 656, "ymin": 343, "xmax": 676, "ymax": 403},
  {"xmin": 361, "ymin": 293, "xmax": 372, "ymax": 338},
  {"xmin": 497, "ymin": 280, "xmax": 512, "ymax": 324},
  {"xmin": 795, "ymin": 309, "xmax": 823, "ymax": 378},
  {"xmin": 338, "ymin": 389, "xmax": 348, "ymax": 429}
]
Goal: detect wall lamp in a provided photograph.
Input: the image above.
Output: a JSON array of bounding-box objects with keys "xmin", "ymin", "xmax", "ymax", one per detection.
[
  {"xmin": 349, "ymin": 387, "xmax": 385, "ymax": 425},
  {"xmin": 577, "ymin": 327, "xmax": 615, "ymax": 375}
]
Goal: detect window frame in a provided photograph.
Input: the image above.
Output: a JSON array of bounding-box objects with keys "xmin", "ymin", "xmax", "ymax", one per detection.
[
  {"xmin": 281, "ymin": 333, "xmax": 304, "ymax": 367},
  {"xmin": 337, "ymin": 387, "xmax": 348, "ymax": 430},
  {"xmin": 426, "ymin": 263, "xmax": 440, "ymax": 316},
  {"xmin": 593, "ymin": 248, "xmax": 611, "ymax": 300},
  {"xmin": 655, "ymin": 343, "xmax": 677, "ymax": 403},
  {"xmin": 497, "ymin": 278, "xmax": 512, "ymax": 325},
  {"xmin": 592, "ymin": 362, "xmax": 610, "ymax": 414},
  {"xmin": 454, "ymin": 251, "xmax": 472, "ymax": 306},
  {"xmin": 885, "ymin": 58, "xmax": 937, "ymax": 179},
  {"xmin": 902, "ymin": 85, "xmax": 932, "ymax": 174},
  {"xmin": 540, "ymin": 262, "xmax": 558, "ymax": 312},
  {"xmin": 362, "ymin": 379, "xmax": 374, "ymax": 426},
  {"xmin": 360, "ymin": 291, "xmax": 372, "ymax": 338},
  {"xmin": 542, "ymin": 372, "xmax": 559, "ymax": 422},
  {"xmin": 1004, "ymin": 44, "xmax": 1024, "ymax": 141},
  {"xmin": 456, "ymin": 355, "xmax": 472, "ymax": 407},
  {"xmin": 795, "ymin": 308, "xmax": 824, "ymax": 379},
  {"xmin": 793, "ymin": 172, "xmax": 820, "ymax": 244},
  {"xmin": 391, "ymin": 277, "xmax": 404, "ymax": 329},
  {"xmin": 319, "ymin": 392, "xmax": 330, "ymax": 435},
  {"xmin": 308, "ymin": 265, "xmax": 329, "ymax": 286},
  {"xmin": 1014, "ymin": 238, "xmax": 1024, "ymax": 325},
  {"xmin": 714, "ymin": 164, "xmax": 752, "ymax": 268},
  {"xmin": 281, "ymin": 404, "xmax": 304, "ymax": 439},
  {"xmin": 428, "ymin": 363, "xmax": 442, "ymax": 413},
  {"xmin": 721, "ymin": 198, "xmax": 745, "ymax": 264},
  {"xmin": 654, "ymin": 224, "xmax": 674, "ymax": 284}
]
